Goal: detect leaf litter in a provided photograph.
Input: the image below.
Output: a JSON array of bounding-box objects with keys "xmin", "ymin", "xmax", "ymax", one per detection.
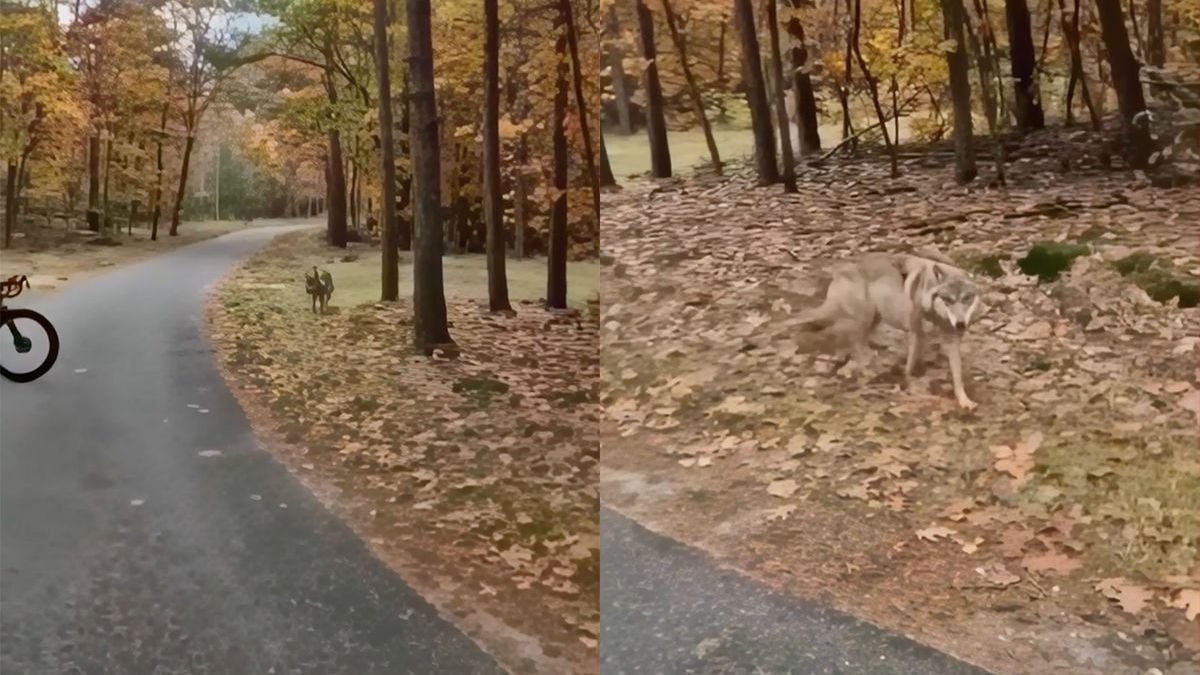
[
  {"xmin": 208, "ymin": 230, "xmax": 599, "ymax": 671},
  {"xmin": 600, "ymin": 131, "xmax": 1199, "ymax": 673}
]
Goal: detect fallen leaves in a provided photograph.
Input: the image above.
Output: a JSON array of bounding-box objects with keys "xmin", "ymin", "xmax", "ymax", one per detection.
[
  {"xmin": 1169, "ymin": 588, "xmax": 1200, "ymax": 622},
  {"xmin": 991, "ymin": 432, "xmax": 1044, "ymax": 485},
  {"xmin": 916, "ymin": 525, "xmax": 957, "ymax": 543},
  {"xmin": 767, "ymin": 479, "xmax": 800, "ymax": 498},
  {"xmin": 600, "ymin": 143, "xmax": 1200, "ymax": 656},
  {"xmin": 1095, "ymin": 578, "xmax": 1154, "ymax": 616}
]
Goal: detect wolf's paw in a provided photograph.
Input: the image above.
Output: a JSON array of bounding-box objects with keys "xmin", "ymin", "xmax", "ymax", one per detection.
[{"xmin": 956, "ymin": 395, "xmax": 977, "ymax": 411}]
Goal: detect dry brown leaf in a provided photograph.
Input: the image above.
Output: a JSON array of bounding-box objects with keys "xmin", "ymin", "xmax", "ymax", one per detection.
[
  {"xmin": 916, "ymin": 525, "xmax": 956, "ymax": 542},
  {"xmin": 767, "ymin": 479, "xmax": 799, "ymax": 498}
]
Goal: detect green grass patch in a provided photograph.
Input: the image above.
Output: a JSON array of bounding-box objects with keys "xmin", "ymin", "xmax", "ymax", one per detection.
[
  {"xmin": 1017, "ymin": 241, "xmax": 1090, "ymax": 282},
  {"xmin": 967, "ymin": 253, "xmax": 1008, "ymax": 279},
  {"xmin": 317, "ymin": 248, "xmax": 599, "ymax": 309},
  {"xmin": 1110, "ymin": 252, "xmax": 1200, "ymax": 308},
  {"xmin": 1033, "ymin": 438, "xmax": 1200, "ymax": 577}
]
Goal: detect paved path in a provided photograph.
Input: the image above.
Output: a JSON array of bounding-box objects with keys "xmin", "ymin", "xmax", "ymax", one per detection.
[
  {"xmin": 0, "ymin": 225, "xmax": 501, "ymax": 674},
  {"xmin": 600, "ymin": 507, "xmax": 992, "ymax": 675}
]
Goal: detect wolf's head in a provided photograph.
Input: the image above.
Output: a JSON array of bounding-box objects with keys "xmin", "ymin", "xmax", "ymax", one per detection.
[
  {"xmin": 305, "ymin": 268, "xmax": 320, "ymax": 293},
  {"xmin": 926, "ymin": 267, "xmax": 979, "ymax": 333}
]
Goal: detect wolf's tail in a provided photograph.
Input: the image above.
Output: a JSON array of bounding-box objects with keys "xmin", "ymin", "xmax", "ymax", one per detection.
[{"xmin": 794, "ymin": 297, "xmax": 841, "ymax": 331}]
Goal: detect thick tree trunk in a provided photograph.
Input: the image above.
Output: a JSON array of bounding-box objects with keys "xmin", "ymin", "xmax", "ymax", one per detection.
[
  {"xmin": 786, "ymin": 0, "xmax": 822, "ymax": 155},
  {"xmin": 606, "ymin": 5, "xmax": 634, "ymax": 134},
  {"xmin": 407, "ymin": 0, "xmax": 454, "ymax": 351},
  {"xmin": 169, "ymin": 132, "xmax": 196, "ymax": 236},
  {"xmin": 734, "ymin": 0, "xmax": 780, "ymax": 185},
  {"xmin": 1095, "ymin": 0, "xmax": 1151, "ymax": 166},
  {"xmin": 547, "ymin": 28, "xmax": 570, "ymax": 310},
  {"xmin": 940, "ymin": 0, "xmax": 977, "ymax": 182},
  {"xmin": 661, "ymin": 0, "xmax": 722, "ymax": 174},
  {"xmin": 484, "ymin": 0, "xmax": 511, "ymax": 312},
  {"xmin": 766, "ymin": 0, "xmax": 797, "ymax": 190},
  {"xmin": 1146, "ymin": 0, "xmax": 1164, "ymax": 66},
  {"xmin": 600, "ymin": 131, "xmax": 617, "ymax": 186},
  {"xmin": 1005, "ymin": 0, "xmax": 1045, "ymax": 130},
  {"xmin": 374, "ymin": 0, "xmax": 399, "ymax": 302},
  {"xmin": 635, "ymin": 0, "xmax": 672, "ymax": 177},
  {"xmin": 326, "ymin": 129, "xmax": 349, "ymax": 247}
]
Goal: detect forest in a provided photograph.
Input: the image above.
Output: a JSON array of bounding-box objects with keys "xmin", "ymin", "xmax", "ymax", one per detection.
[
  {"xmin": 601, "ymin": 0, "xmax": 1197, "ymax": 184},
  {"xmin": 2, "ymin": 0, "xmax": 601, "ymax": 340},
  {"xmin": 599, "ymin": 0, "xmax": 1198, "ymax": 672}
]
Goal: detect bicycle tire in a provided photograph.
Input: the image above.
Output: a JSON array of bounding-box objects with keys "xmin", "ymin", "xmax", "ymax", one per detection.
[{"xmin": 1, "ymin": 308, "xmax": 60, "ymax": 383}]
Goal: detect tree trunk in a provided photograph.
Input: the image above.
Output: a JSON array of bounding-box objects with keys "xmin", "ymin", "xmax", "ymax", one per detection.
[
  {"xmin": 547, "ymin": 27, "xmax": 570, "ymax": 310},
  {"xmin": 326, "ymin": 129, "xmax": 349, "ymax": 247},
  {"xmin": 636, "ymin": 0, "xmax": 672, "ymax": 177},
  {"xmin": 852, "ymin": 0, "xmax": 899, "ymax": 177},
  {"xmin": 349, "ymin": 160, "xmax": 359, "ymax": 232},
  {"xmin": 407, "ymin": 0, "xmax": 454, "ymax": 351},
  {"xmin": 1004, "ymin": 0, "xmax": 1045, "ymax": 130},
  {"xmin": 734, "ymin": 0, "xmax": 780, "ymax": 185},
  {"xmin": 606, "ymin": 5, "xmax": 634, "ymax": 134},
  {"xmin": 600, "ymin": 131, "xmax": 617, "ymax": 186},
  {"xmin": 1094, "ymin": 0, "xmax": 1151, "ymax": 166},
  {"xmin": 169, "ymin": 131, "xmax": 196, "ymax": 236},
  {"xmin": 1146, "ymin": 0, "xmax": 1164, "ymax": 66},
  {"xmin": 150, "ymin": 102, "xmax": 167, "ymax": 241},
  {"xmin": 103, "ymin": 136, "xmax": 113, "ymax": 234},
  {"xmin": 484, "ymin": 0, "xmax": 512, "ymax": 312},
  {"xmin": 786, "ymin": 0, "xmax": 822, "ymax": 155},
  {"xmin": 560, "ymin": 0, "xmax": 601, "ymax": 222},
  {"xmin": 514, "ymin": 135, "xmax": 528, "ymax": 259},
  {"xmin": 940, "ymin": 0, "xmax": 977, "ymax": 182},
  {"xmin": 4, "ymin": 161, "xmax": 15, "ymax": 249},
  {"xmin": 765, "ymin": 0, "xmax": 797, "ymax": 190},
  {"xmin": 1060, "ymin": 0, "xmax": 1101, "ymax": 129},
  {"xmin": 661, "ymin": 0, "xmax": 722, "ymax": 174},
  {"xmin": 128, "ymin": 199, "xmax": 139, "ymax": 237},
  {"xmin": 87, "ymin": 134, "xmax": 101, "ymax": 231},
  {"xmin": 374, "ymin": 0, "xmax": 399, "ymax": 302}
]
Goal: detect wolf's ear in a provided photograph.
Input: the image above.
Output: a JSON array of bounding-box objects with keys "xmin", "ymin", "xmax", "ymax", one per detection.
[{"xmin": 932, "ymin": 266, "xmax": 945, "ymax": 283}]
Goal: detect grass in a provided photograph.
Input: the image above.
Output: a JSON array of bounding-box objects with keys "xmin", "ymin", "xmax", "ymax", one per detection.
[
  {"xmin": 310, "ymin": 243, "xmax": 600, "ymax": 309},
  {"xmin": 605, "ymin": 116, "xmax": 917, "ymax": 180}
]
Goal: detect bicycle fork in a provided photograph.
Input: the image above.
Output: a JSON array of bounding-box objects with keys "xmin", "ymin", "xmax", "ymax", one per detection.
[{"xmin": 3, "ymin": 311, "xmax": 32, "ymax": 354}]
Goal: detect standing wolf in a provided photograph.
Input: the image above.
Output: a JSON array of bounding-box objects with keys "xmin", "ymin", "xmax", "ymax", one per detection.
[
  {"xmin": 796, "ymin": 252, "xmax": 981, "ymax": 409},
  {"xmin": 305, "ymin": 266, "xmax": 335, "ymax": 314}
]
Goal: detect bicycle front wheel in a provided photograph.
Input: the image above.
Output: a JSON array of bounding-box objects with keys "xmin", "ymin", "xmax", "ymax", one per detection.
[{"xmin": 1, "ymin": 308, "xmax": 60, "ymax": 383}]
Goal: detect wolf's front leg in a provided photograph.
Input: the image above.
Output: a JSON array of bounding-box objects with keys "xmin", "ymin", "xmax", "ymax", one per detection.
[
  {"xmin": 311, "ymin": 295, "xmax": 318, "ymax": 314},
  {"xmin": 942, "ymin": 338, "xmax": 976, "ymax": 410},
  {"xmin": 905, "ymin": 325, "xmax": 924, "ymax": 379}
]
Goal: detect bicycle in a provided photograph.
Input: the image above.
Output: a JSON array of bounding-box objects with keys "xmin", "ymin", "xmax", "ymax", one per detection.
[{"xmin": 1, "ymin": 275, "xmax": 59, "ymax": 383}]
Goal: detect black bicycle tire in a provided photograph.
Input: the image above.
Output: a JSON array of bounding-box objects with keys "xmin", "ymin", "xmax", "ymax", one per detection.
[{"xmin": 1, "ymin": 308, "xmax": 60, "ymax": 383}]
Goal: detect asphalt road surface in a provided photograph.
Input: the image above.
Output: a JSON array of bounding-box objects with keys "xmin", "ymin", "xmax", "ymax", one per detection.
[
  {"xmin": 600, "ymin": 508, "xmax": 993, "ymax": 675},
  {"xmin": 0, "ymin": 225, "xmax": 501, "ymax": 674}
]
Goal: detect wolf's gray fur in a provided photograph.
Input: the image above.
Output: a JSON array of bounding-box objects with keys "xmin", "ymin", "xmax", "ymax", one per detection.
[
  {"xmin": 305, "ymin": 266, "xmax": 334, "ymax": 314},
  {"xmin": 796, "ymin": 253, "xmax": 981, "ymax": 409}
]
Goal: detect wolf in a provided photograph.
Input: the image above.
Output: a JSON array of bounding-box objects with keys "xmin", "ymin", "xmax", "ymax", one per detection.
[
  {"xmin": 795, "ymin": 252, "xmax": 981, "ymax": 410},
  {"xmin": 304, "ymin": 266, "xmax": 334, "ymax": 314}
]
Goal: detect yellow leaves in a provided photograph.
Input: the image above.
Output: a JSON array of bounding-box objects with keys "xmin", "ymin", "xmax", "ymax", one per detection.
[{"xmin": 936, "ymin": 38, "xmax": 959, "ymax": 53}]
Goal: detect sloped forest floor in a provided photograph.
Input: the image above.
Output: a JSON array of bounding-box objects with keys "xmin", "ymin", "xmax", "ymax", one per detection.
[
  {"xmin": 208, "ymin": 231, "xmax": 600, "ymax": 674},
  {"xmin": 600, "ymin": 127, "xmax": 1199, "ymax": 675},
  {"xmin": 0, "ymin": 219, "xmax": 251, "ymax": 291}
]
